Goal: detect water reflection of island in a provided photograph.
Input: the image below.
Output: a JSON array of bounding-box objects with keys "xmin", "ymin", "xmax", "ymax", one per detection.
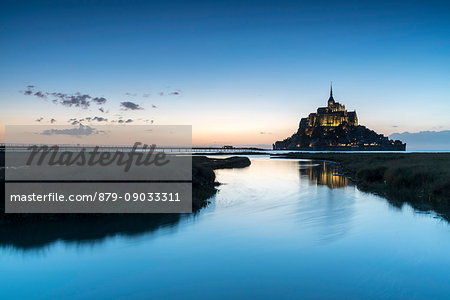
[
  {"xmin": 296, "ymin": 160, "xmax": 355, "ymax": 244},
  {"xmin": 300, "ymin": 161, "xmax": 348, "ymax": 189}
]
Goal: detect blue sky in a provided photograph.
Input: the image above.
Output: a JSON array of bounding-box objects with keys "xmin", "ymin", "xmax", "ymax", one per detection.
[{"xmin": 1, "ymin": 0, "xmax": 449, "ymax": 146}]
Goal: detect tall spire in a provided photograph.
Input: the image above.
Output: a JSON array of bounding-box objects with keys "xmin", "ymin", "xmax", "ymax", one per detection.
[{"xmin": 328, "ymin": 81, "xmax": 335, "ymax": 106}]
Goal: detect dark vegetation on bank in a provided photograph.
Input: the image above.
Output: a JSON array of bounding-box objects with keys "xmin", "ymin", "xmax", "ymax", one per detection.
[
  {"xmin": 192, "ymin": 156, "xmax": 251, "ymax": 208},
  {"xmin": 273, "ymin": 152, "xmax": 450, "ymax": 219},
  {"xmin": 0, "ymin": 153, "xmax": 250, "ymax": 250}
]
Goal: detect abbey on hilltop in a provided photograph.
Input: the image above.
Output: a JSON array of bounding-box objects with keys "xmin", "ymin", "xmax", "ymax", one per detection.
[{"xmin": 273, "ymin": 85, "xmax": 406, "ymax": 151}]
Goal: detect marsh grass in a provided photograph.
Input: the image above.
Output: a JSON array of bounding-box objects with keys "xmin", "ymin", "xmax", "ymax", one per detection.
[{"xmin": 274, "ymin": 152, "xmax": 450, "ymax": 219}]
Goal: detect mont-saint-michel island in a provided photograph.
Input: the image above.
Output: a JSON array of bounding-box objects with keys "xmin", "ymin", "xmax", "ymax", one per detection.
[{"xmin": 273, "ymin": 85, "xmax": 406, "ymax": 151}]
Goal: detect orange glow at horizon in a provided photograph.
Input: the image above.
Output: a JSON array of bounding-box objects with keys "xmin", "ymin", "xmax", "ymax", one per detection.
[{"xmin": 0, "ymin": 123, "xmax": 403, "ymax": 146}]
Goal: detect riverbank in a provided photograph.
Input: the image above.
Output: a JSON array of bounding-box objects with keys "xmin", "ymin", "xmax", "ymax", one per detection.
[
  {"xmin": 0, "ymin": 155, "xmax": 250, "ymax": 217},
  {"xmin": 192, "ymin": 156, "xmax": 251, "ymax": 209},
  {"xmin": 0, "ymin": 155, "xmax": 250, "ymax": 249},
  {"xmin": 272, "ymin": 152, "xmax": 450, "ymax": 219}
]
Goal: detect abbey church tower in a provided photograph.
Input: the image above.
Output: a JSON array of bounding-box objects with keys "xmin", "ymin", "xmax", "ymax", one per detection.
[{"xmin": 299, "ymin": 84, "xmax": 358, "ymax": 129}]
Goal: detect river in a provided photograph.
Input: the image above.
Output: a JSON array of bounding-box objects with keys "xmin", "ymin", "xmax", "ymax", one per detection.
[{"xmin": 1, "ymin": 156, "xmax": 449, "ymax": 299}]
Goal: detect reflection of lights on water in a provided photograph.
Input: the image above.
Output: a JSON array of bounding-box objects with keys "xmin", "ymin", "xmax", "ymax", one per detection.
[{"xmin": 302, "ymin": 161, "xmax": 348, "ymax": 189}]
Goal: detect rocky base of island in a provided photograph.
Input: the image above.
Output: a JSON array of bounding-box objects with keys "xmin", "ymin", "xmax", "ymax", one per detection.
[{"xmin": 274, "ymin": 123, "xmax": 406, "ymax": 151}]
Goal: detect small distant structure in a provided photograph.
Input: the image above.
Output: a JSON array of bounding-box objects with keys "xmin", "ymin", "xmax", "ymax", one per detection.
[
  {"xmin": 223, "ymin": 145, "xmax": 234, "ymax": 149},
  {"xmin": 273, "ymin": 84, "xmax": 406, "ymax": 151}
]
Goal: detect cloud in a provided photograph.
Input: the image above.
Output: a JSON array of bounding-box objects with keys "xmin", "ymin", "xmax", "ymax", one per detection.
[
  {"xmin": 67, "ymin": 116, "xmax": 109, "ymax": 124},
  {"xmin": 40, "ymin": 125, "xmax": 104, "ymax": 137},
  {"xmin": 21, "ymin": 85, "xmax": 35, "ymax": 96},
  {"xmin": 117, "ymin": 118, "xmax": 133, "ymax": 124},
  {"xmin": 126, "ymin": 89, "xmax": 181, "ymax": 98},
  {"xmin": 34, "ymin": 91, "xmax": 47, "ymax": 98},
  {"xmin": 21, "ymin": 86, "xmax": 108, "ymax": 109},
  {"xmin": 392, "ymin": 125, "xmax": 398, "ymax": 128},
  {"xmin": 60, "ymin": 94, "xmax": 91, "ymax": 109},
  {"xmin": 47, "ymin": 92, "xmax": 92, "ymax": 109},
  {"xmin": 92, "ymin": 97, "xmax": 107, "ymax": 105},
  {"xmin": 36, "ymin": 117, "xmax": 43, "ymax": 122},
  {"xmin": 157, "ymin": 89, "xmax": 181, "ymax": 96},
  {"xmin": 93, "ymin": 116, "xmax": 108, "ymax": 122},
  {"xmin": 68, "ymin": 118, "xmax": 81, "ymax": 125},
  {"xmin": 50, "ymin": 118, "xmax": 56, "ymax": 124},
  {"xmin": 152, "ymin": 104, "xmax": 157, "ymax": 108},
  {"xmin": 120, "ymin": 101, "xmax": 143, "ymax": 110},
  {"xmin": 260, "ymin": 132, "xmax": 272, "ymax": 135}
]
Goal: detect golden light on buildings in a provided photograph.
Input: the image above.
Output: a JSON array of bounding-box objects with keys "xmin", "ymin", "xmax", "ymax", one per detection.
[{"xmin": 273, "ymin": 84, "xmax": 406, "ymax": 151}]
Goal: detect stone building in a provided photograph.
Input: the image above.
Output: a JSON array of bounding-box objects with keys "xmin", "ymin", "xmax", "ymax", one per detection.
[
  {"xmin": 273, "ymin": 85, "xmax": 406, "ymax": 151},
  {"xmin": 299, "ymin": 85, "xmax": 358, "ymax": 132}
]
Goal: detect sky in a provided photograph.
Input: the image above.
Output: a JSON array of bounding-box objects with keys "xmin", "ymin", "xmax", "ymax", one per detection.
[{"xmin": 1, "ymin": 0, "xmax": 449, "ymax": 147}]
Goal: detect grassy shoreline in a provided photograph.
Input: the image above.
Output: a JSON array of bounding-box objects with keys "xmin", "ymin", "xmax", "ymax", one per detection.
[
  {"xmin": 0, "ymin": 155, "xmax": 251, "ymax": 250},
  {"xmin": 192, "ymin": 156, "xmax": 251, "ymax": 209},
  {"xmin": 0, "ymin": 154, "xmax": 251, "ymax": 216},
  {"xmin": 273, "ymin": 152, "xmax": 450, "ymax": 219}
]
